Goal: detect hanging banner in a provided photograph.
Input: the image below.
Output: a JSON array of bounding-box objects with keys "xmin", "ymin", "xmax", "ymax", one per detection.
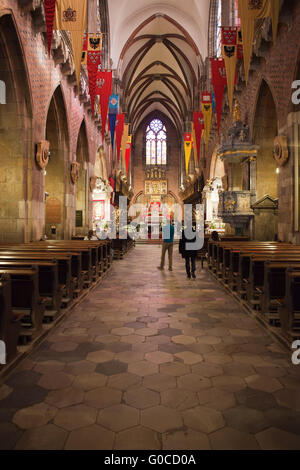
[
  {"xmin": 201, "ymin": 92, "xmax": 212, "ymax": 147},
  {"xmin": 125, "ymin": 135, "xmax": 132, "ymax": 174},
  {"xmin": 55, "ymin": 0, "xmax": 87, "ymax": 87},
  {"xmin": 115, "ymin": 113, "xmax": 125, "ymax": 162},
  {"xmin": 108, "ymin": 94, "xmax": 119, "ymax": 151},
  {"xmin": 87, "ymin": 33, "xmax": 102, "ymax": 115},
  {"xmin": 109, "ymin": 94, "xmax": 119, "ymax": 115},
  {"xmin": 221, "ymin": 26, "xmax": 238, "ymax": 113},
  {"xmin": 109, "ymin": 114, "xmax": 117, "ymax": 150},
  {"xmin": 238, "ymin": 0, "xmax": 279, "ymax": 84},
  {"xmin": 193, "ymin": 111, "xmax": 204, "ymax": 160},
  {"xmin": 44, "ymin": 0, "xmax": 56, "ymax": 56},
  {"xmin": 121, "ymin": 123, "xmax": 129, "ymax": 167},
  {"xmin": 96, "ymin": 69, "xmax": 112, "ymax": 140},
  {"xmin": 210, "ymin": 58, "xmax": 227, "ymax": 135},
  {"xmin": 184, "ymin": 133, "xmax": 192, "ymax": 175}
]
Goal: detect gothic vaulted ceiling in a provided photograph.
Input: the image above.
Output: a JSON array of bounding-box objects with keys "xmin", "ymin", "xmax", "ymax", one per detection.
[{"xmin": 107, "ymin": 0, "xmax": 210, "ymax": 133}]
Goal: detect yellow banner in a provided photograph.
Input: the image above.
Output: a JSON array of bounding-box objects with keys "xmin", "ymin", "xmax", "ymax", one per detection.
[
  {"xmin": 238, "ymin": 0, "xmax": 279, "ymax": 84},
  {"xmin": 222, "ymin": 45, "xmax": 237, "ymax": 112},
  {"xmin": 202, "ymin": 102, "xmax": 212, "ymax": 147},
  {"xmin": 55, "ymin": 0, "xmax": 87, "ymax": 87},
  {"xmin": 184, "ymin": 140, "xmax": 192, "ymax": 175}
]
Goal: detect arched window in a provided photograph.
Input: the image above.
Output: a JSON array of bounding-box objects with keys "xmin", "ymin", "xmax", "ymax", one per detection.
[
  {"xmin": 208, "ymin": 0, "xmax": 222, "ymax": 58},
  {"xmin": 146, "ymin": 119, "xmax": 167, "ymax": 165}
]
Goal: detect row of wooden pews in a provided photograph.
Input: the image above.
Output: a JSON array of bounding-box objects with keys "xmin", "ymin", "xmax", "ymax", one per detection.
[
  {"xmin": 208, "ymin": 239, "xmax": 300, "ymax": 342},
  {"xmin": 0, "ymin": 240, "xmax": 112, "ymax": 367}
]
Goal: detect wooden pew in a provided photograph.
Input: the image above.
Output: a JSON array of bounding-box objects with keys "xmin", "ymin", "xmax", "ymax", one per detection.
[
  {"xmin": 0, "ymin": 275, "xmax": 20, "ymax": 364},
  {"xmin": 0, "ymin": 260, "xmax": 61, "ymax": 322},
  {"xmin": 0, "ymin": 267, "xmax": 44, "ymax": 343},
  {"xmin": 260, "ymin": 260, "xmax": 300, "ymax": 324},
  {"xmin": 0, "ymin": 252, "xmax": 74, "ymax": 305},
  {"xmin": 279, "ymin": 270, "xmax": 300, "ymax": 337}
]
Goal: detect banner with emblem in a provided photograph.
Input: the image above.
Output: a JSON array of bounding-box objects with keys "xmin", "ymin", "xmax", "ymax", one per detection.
[
  {"xmin": 125, "ymin": 135, "xmax": 132, "ymax": 174},
  {"xmin": 115, "ymin": 113, "xmax": 125, "ymax": 162},
  {"xmin": 210, "ymin": 58, "xmax": 227, "ymax": 135},
  {"xmin": 184, "ymin": 133, "xmax": 192, "ymax": 174},
  {"xmin": 221, "ymin": 27, "xmax": 237, "ymax": 113},
  {"xmin": 55, "ymin": 0, "xmax": 87, "ymax": 87},
  {"xmin": 87, "ymin": 33, "xmax": 102, "ymax": 115},
  {"xmin": 108, "ymin": 94, "xmax": 119, "ymax": 150},
  {"xmin": 201, "ymin": 93, "xmax": 212, "ymax": 147},
  {"xmin": 238, "ymin": 0, "xmax": 279, "ymax": 84},
  {"xmin": 44, "ymin": 0, "xmax": 56, "ymax": 55},
  {"xmin": 193, "ymin": 111, "xmax": 204, "ymax": 160},
  {"xmin": 96, "ymin": 69, "xmax": 112, "ymax": 140}
]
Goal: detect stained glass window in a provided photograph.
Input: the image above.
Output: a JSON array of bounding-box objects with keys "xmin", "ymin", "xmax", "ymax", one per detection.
[
  {"xmin": 216, "ymin": 0, "xmax": 222, "ymax": 58},
  {"xmin": 146, "ymin": 119, "xmax": 167, "ymax": 165}
]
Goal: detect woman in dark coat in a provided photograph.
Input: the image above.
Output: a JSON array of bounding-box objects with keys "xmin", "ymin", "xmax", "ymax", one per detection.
[{"xmin": 179, "ymin": 226, "xmax": 198, "ymax": 279}]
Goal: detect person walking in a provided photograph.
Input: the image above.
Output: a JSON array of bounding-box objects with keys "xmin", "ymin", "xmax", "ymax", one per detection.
[
  {"xmin": 179, "ymin": 225, "xmax": 198, "ymax": 279},
  {"xmin": 157, "ymin": 218, "xmax": 174, "ymax": 271}
]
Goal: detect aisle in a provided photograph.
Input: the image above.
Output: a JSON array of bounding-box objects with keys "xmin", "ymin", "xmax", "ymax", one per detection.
[{"xmin": 1, "ymin": 245, "xmax": 300, "ymax": 450}]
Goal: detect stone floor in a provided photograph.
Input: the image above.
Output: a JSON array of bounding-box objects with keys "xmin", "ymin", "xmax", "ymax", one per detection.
[{"xmin": 1, "ymin": 245, "xmax": 300, "ymax": 450}]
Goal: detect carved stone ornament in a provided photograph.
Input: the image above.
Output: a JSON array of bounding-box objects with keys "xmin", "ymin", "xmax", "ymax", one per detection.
[
  {"xmin": 36, "ymin": 140, "xmax": 50, "ymax": 170},
  {"xmin": 71, "ymin": 162, "xmax": 81, "ymax": 184},
  {"xmin": 273, "ymin": 135, "xmax": 289, "ymax": 167}
]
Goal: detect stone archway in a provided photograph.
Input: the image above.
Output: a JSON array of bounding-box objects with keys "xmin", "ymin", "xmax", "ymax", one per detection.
[
  {"xmin": 253, "ymin": 79, "xmax": 278, "ymax": 240},
  {"xmin": 75, "ymin": 121, "xmax": 89, "ymax": 235},
  {"xmin": 45, "ymin": 86, "xmax": 69, "ymax": 239},
  {"xmin": 0, "ymin": 14, "xmax": 32, "ymax": 242}
]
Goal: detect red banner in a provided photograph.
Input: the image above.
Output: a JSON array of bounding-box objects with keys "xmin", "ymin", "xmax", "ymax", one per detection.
[
  {"xmin": 96, "ymin": 69, "xmax": 112, "ymax": 140},
  {"xmin": 115, "ymin": 113, "xmax": 125, "ymax": 162},
  {"xmin": 210, "ymin": 58, "xmax": 227, "ymax": 135},
  {"xmin": 193, "ymin": 112, "xmax": 204, "ymax": 159},
  {"xmin": 44, "ymin": 0, "xmax": 56, "ymax": 56},
  {"xmin": 125, "ymin": 137, "xmax": 132, "ymax": 174},
  {"xmin": 87, "ymin": 35, "xmax": 102, "ymax": 116},
  {"xmin": 221, "ymin": 26, "xmax": 238, "ymax": 45}
]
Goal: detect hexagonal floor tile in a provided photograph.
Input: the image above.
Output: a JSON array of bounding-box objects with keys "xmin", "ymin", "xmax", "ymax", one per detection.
[
  {"xmin": 84, "ymin": 387, "xmax": 122, "ymax": 409},
  {"xmin": 72, "ymin": 373, "xmax": 107, "ymax": 391},
  {"xmin": 107, "ymin": 372, "xmax": 141, "ymax": 391},
  {"xmin": 65, "ymin": 424, "xmax": 115, "ymax": 450},
  {"xmin": 98, "ymin": 404, "xmax": 139, "ymax": 432},
  {"xmin": 38, "ymin": 372, "xmax": 73, "ymax": 391},
  {"xmin": 175, "ymin": 351, "xmax": 203, "ymax": 365},
  {"xmin": 159, "ymin": 362, "xmax": 190, "ymax": 377},
  {"xmin": 143, "ymin": 374, "xmax": 177, "ymax": 392},
  {"xmin": 114, "ymin": 426, "xmax": 161, "ymax": 450},
  {"xmin": 95, "ymin": 360, "xmax": 128, "ymax": 376},
  {"xmin": 177, "ymin": 374, "xmax": 211, "ymax": 392},
  {"xmin": 12, "ymin": 403, "xmax": 57, "ymax": 430},
  {"xmin": 182, "ymin": 406, "xmax": 225, "ymax": 433},
  {"xmin": 245, "ymin": 375, "xmax": 283, "ymax": 393},
  {"xmin": 197, "ymin": 387, "xmax": 236, "ymax": 411},
  {"xmin": 86, "ymin": 350, "xmax": 115, "ymax": 364},
  {"xmin": 141, "ymin": 405, "xmax": 182, "ymax": 433},
  {"xmin": 223, "ymin": 406, "xmax": 268, "ymax": 434},
  {"xmin": 46, "ymin": 387, "xmax": 84, "ymax": 409},
  {"xmin": 210, "ymin": 427, "xmax": 260, "ymax": 450},
  {"xmin": 172, "ymin": 335, "xmax": 196, "ymax": 345},
  {"xmin": 145, "ymin": 351, "xmax": 173, "ymax": 364},
  {"xmin": 255, "ymin": 427, "xmax": 300, "ymax": 450},
  {"xmin": 163, "ymin": 429, "xmax": 211, "ymax": 450},
  {"xmin": 14, "ymin": 424, "xmax": 68, "ymax": 450},
  {"xmin": 128, "ymin": 361, "xmax": 159, "ymax": 377},
  {"xmin": 161, "ymin": 389, "xmax": 199, "ymax": 411},
  {"xmin": 54, "ymin": 404, "xmax": 97, "ymax": 431},
  {"xmin": 125, "ymin": 387, "xmax": 160, "ymax": 409}
]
